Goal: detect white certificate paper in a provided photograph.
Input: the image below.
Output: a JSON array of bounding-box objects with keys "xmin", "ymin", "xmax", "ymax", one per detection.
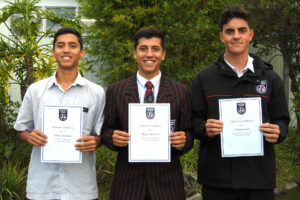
[
  {"xmin": 41, "ymin": 105, "xmax": 82, "ymax": 163},
  {"xmin": 219, "ymin": 97, "xmax": 264, "ymax": 157},
  {"xmin": 129, "ymin": 103, "xmax": 170, "ymax": 162}
]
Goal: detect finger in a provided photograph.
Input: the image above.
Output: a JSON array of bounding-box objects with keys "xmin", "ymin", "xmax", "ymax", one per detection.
[
  {"xmin": 206, "ymin": 130, "xmax": 221, "ymax": 138},
  {"xmin": 170, "ymin": 137, "xmax": 186, "ymax": 142},
  {"xmin": 75, "ymin": 139, "xmax": 96, "ymax": 147},
  {"xmin": 113, "ymin": 141, "xmax": 128, "ymax": 147},
  {"xmin": 172, "ymin": 143, "xmax": 185, "ymax": 148},
  {"xmin": 207, "ymin": 127, "xmax": 223, "ymax": 132},
  {"xmin": 206, "ymin": 123, "xmax": 223, "ymax": 129},
  {"xmin": 29, "ymin": 136, "xmax": 47, "ymax": 146},
  {"xmin": 170, "ymin": 131, "xmax": 185, "ymax": 136},
  {"xmin": 264, "ymin": 137, "xmax": 278, "ymax": 143},
  {"xmin": 207, "ymin": 119, "xmax": 223, "ymax": 125},
  {"xmin": 170, "ymin": 139, "xmax": 185, "ymax": 145},
  {"xmin": 260, "ymin": 127, "xmax": 280, "ymax": 135},
  {"xmin": 76, "ymin": 140, "xmax": 97, "ymax": 150},
  {"xmin": 169, "ymin": 132, "xmax": 185, "ymax": 138},
  {"xmin": 264, "ymin": 133, "xmax": 279, "ymax": 143},
  {"xmin": 113, "ymin": 134, "xmax": 130, "ymax": 142},
  {"xmin": 169, "ymin": 135, "xmax": 186, "ymax": 141},
  {"xmin": 260, "ymin": 123, "xmax": 279, "ymax": 130},
  {"xmin": 113, "ymin": 138, "xmax": 129, "ymax": 146},
  {"xmin": 263, "ymin": 133, "xmax": 279, "ymax": 139},
  {"xmin": 33, "ymin": 129, "xmax": 48, "ymax": 139},
  {"xmin": 114, "ymin": 130, "xmax": 130, "ymax": 137},
  {"xmin": 77, "ymin": 136, "xmax": 94, "ymax": 142},
  {"xmin": 76, "ymin": 143, "xmax": 97, "ymax": 150},
  {"xmin": 77, "ymin": 146, "xmax": 96, "ymax": 152}
]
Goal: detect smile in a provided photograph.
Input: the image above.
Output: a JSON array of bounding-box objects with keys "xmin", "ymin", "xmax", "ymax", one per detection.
[
  {"xmin": 144, "ymin": 60, "xmax": 155, "ymax": 63},
  {"xmin": 62, "ymin": 56, "xmax": 72, "ymax": 60}
]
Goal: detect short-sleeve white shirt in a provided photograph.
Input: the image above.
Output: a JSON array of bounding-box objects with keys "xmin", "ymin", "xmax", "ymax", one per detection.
[{"xmin": 14, "ymin": 72, "xmax": 105, "ymax": 200}]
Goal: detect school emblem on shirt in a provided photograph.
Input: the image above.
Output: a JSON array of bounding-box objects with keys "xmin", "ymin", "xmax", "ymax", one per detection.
[
  {"xmin": 59, "ymin": 109, "xmax": 68, "ymax": 121},
  {"xmin": 256, "ymin": 80, "xmax": 267, "ymax": 94},
  {"xmin": 237, "ymin": 102, "xmax": 246, "ymax": 115},
  {"xmin": 146, "ymin": 107, "xmax": 155, "ymax": 119}
]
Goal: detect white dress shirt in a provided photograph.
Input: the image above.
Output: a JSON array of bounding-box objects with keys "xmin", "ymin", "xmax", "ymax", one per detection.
[
  {"xmin": 14, "ymin": 72, "xmax": 105, "ymax": 200},
  {"xmin": 137, "ymin": 71, "xmax": 161, "ymax": 103},
  {"xmin": 224, "ymin": 55, "xmax": 254, "ymax": 78}
]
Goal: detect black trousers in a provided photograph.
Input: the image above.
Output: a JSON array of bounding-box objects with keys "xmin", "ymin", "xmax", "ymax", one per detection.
[{"xmin": 202, "ymin": 186, "xmax": 274, "ymax": 200}]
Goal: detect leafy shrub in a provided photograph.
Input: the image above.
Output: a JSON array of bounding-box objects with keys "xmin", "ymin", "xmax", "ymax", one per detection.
[
  {"xmin": 275, "ymin": 128, "xmax": 300, "ymax": 189},
  {"xmin": 0, "ymin": 162, "xmax": 27, "ymax": 200},
  {"xmin": 96, "ymin": 146, "xmax": 117, "ymax": 183}
]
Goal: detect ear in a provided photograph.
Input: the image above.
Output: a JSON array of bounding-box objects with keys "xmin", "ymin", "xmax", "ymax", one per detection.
[
  {"xmin": 134, "ymin": 50, "xmax": 137, "ymax": 59},
  {"xmin": 250, "ymin": 29, "xmax": 254, "ymax": 41},
  {"xmin": 219, "ymin": 32, "xmax": 224, "ymax": 43},
  {"xmin": 52, "ymin": 49, "xmax": 55, "ymax": 57},
  {"xmin": 80, "ymin": 48, "xmax": 86, "ymax": 58},
  {"xmin": 161, "ymin": 50, "xmax": 166, "ymax": 61}
]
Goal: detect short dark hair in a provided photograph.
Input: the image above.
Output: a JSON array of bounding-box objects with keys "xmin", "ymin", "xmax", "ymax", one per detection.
[
  {"xmin": 134, "ymin": 27, "xmax": 165, "ymax": 50},
  {"xmin": 219, "ymin": 5, "xmax": 252, "ymax": 31},
  {"xmin": 53, "ymin": 27, "xmax": 83, "ymax": 50}
]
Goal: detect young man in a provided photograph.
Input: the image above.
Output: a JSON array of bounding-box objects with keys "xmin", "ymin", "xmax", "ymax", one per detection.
[
  {"xmin": 14, "ymin": 27, "xmax": 105, "ymax": 200},
  {"xmin": 191, "ymin": 5, "xmax": 290, "ymax": 200},
  {"xmin": 101, "ymin": 27, "xmax": 193, "ymax": 200}
]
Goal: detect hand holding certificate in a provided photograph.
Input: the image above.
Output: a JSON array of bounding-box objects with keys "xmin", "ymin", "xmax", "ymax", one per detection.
[
  {"xmin": 219, "ymin": 97, "xmax": 264, "ymax": 157},
  {"xmin": 42, "ymin": 105, "xmax": 82, "ymax": 163},
  {"xmin": 129, "ymin": 103, "xmax": 170, "ymax": 162}
]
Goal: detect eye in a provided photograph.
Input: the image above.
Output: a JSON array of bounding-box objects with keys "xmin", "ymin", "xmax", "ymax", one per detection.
[
  {"xmin": 225, "ymin": 29, "xmax": 234, "ymax": 34},
  {"xmin": 239, "ymin": 28, "xmax": 247, "ymax": 33},
  {"xmin": 56, "ymin": 44, "xmax": 64, "ymax": 48},
  {"xmin": 152, "ymin": 46, "xmax": 161, "ymax": 52},
  {"xmin": 139, "ymin": 46, "xmax": 147, "ymax": 51}
]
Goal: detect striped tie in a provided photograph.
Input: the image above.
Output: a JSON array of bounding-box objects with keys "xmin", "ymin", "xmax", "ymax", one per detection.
[{"xmin": 144, "ymin": 81, "xmax": 154, "ymax": 103}]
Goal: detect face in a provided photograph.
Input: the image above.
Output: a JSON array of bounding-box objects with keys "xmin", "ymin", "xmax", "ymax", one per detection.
[
  {"xmin": 134, "ymin": 37, "xmax": 166, "ymax": 80},
  {"xmin": 219, "ymin": 18, "xmax": 254, "ymax": 57},
  {"xmin": 52, "ymin": 33, "xmax": 85, "ymax": 70}
]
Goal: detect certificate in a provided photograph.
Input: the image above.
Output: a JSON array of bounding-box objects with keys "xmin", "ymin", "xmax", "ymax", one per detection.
[
  {"xmin": 128, "ymin": 103, "xmax": 170, "ymax": 162},
  {"xmin": 219, "ymin": 97, "xmax": 264, "ymax": 157},
  {"xmin": 41, "ymin": 105, "xmax": 82, "ymax": 163}
]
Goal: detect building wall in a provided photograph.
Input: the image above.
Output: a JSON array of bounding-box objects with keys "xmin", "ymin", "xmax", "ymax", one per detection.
[{"xmin": 250, "ymin": 47, "xmax": 296, "ymax": 126}]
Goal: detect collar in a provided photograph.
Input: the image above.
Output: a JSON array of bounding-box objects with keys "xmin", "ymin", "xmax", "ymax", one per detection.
[
  {"xmin": 137, "ymin": 71, "xmax": 161, "ymax": 88},
  {"xmin": 224, "ymin": 54, "xmax": 254, "ymax": 74},
  {"xmin": 47, "ymin": 71, "xmax": 85, "ymax": 89}
]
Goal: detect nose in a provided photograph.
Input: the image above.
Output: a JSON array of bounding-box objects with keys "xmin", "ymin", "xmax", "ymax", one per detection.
[
  {"xmin": 63, "ymin": 45, "xmax": 70, "ymax": 53},
  {"xmin": 233, "ymin": 30, "xmax": 240, "ymax": 39},
  {"xmin": 146, "ymin": 49, "xmax": 154, "ymax": 57}
]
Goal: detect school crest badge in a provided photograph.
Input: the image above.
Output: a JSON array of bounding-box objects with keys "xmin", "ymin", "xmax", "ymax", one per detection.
[
  {"xmin": 237, "ymin": 102, "xmax": 246, "ymax": 115},
  {"xmin": 256, "ymin": 80, "xmax": 267, "ymax": 94},
  {"xmin": 146, "ymin": 107, "xmax": 155, "ymax": 119},
  {"xmin": 59, "ymin": 109, "xmax": 68, "ymax": 121}
]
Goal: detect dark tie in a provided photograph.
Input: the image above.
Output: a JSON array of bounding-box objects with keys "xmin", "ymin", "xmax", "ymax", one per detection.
[{"xmin": 144, "ymin": 81, "xmax": 154, "ymax": 103}]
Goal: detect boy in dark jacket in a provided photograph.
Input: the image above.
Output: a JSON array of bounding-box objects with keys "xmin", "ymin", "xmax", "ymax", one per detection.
[{"xmin": 191, "ymin": 5, "xmax": 290, "ymax": 200}]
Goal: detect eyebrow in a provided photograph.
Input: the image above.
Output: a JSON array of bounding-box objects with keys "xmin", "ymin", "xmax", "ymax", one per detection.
[
  {"xmin": 225, "ymin": 27, "xmax": 248, "ymax": 31},
  {"xmin": 138, "ymin": 45, "xmax": 161, "ymax": 48},
  {"xmin": 56, "ymin": 41, "xmax": 78, "ymax": 45}
]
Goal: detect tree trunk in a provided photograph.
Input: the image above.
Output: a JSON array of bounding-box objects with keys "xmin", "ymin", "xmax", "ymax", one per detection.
[{"xmin": 21, "ymin": 55, "xmax": 34, "ymax": 100}]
